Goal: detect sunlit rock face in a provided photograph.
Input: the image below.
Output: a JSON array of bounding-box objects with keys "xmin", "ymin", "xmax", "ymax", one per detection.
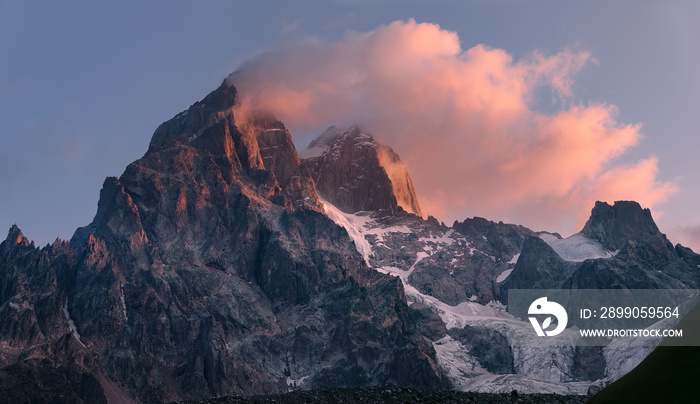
[
  {"xmin": 300, "ymin": 125, "xmax": 422, "ymax": 216},
  {"xmin": 0, "ymin": 82, "xmax": 449, "ymax": 403},
  {"xmin": 3, "ymin": 77, "xmax": 700, "ymax": 403}
]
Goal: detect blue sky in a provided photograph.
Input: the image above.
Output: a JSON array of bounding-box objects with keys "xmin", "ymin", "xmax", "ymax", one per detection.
[{"xmin": 1, "ymin": 1, "xmax": 699, "ymax": 250}]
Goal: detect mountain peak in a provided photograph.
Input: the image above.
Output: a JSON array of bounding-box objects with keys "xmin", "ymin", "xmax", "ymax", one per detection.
[
  {"xmin": 146, "ymin": 82, "xmax": 239, "ymax": 154},
  {"xmin": 5, "ymin": 224, "xmax": 30, "ymax": 247},
  {"xmin": 580, "ymin": 200, "xmax": 678, "ymax": 265},
  {"xmin": 581, "ymin": 201, "xmax": 658, "ymax": 249},
  {"xmin": 300, "ymin": 125, "xmax": 422, "ymax": 216}
]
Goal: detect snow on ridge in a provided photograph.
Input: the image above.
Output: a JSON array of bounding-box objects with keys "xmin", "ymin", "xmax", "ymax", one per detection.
[
  {"xmin": 540, "ymin": 232, "xmax": 617, "ymax": 262},
  {"xmin": 321, "ymin": 199, "xmax": 372, "ymax": 265},
  {"xmin": 363, "ymin": 222, "xmax": 412, "ymax": 243},
  {"xmin": 418, "ymin": 230, "xmax": 456, "ymax": 245},
  {"xmin": 319, "ymin": 199, "xmax": 418, "ymax": 265},
  {"xmin": 319, "ymin": 200, "xmax": 626, "ymax": 394}
]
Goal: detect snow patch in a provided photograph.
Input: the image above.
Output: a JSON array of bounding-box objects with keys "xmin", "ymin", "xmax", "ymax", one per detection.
[
  {"xmin": 376, "ymin": 251, "xmax": 426, "ymax": 285},
  {"xmin": 603, "ymin": 341, "xmax": 654, "ymax": 382},
  {"xmin": 540, "ymin": 232, "xmax": 617, "ymax": 262},
  {"xmin": 410, "ymin": 252, "xmax": 428, "ymax": 271},
  {"xmin": 62, "ymin": 302, "xmax": 86, "ymax": 348},
  {"xmin": 375, "ymin": 266, "xmax": 515, "ymax": 329},
  {"xmin": 321, "ymin": 199, "xmax": 372, "ymax": 265},
  {"xmin": 496, "ymin": 269, "xmax": 514, "ymax": 283},
  {"xmin": 363, "ymin": 223, "xmax": 412, "ymax": 244},
  {"xmin": 120, "ymin": 284, "xmax": 128, "ymax": 321},
  {"xmin": 433, "ymin": 336, "xmax": 489, "ymax": 390},
  {"xmin": 286, "ymin": 375, "xmax": 310, "ymax": 388},
  {"xmin": 508, "ymin": 253, "xmax": 521, "ymax": 264},
  {"xmin": 433, "ymin": 336, "xmax": 593, "ymax": 395},
  {"xmin": 418, "ymin": 231, "xmax": 455, "ymax": 246}
]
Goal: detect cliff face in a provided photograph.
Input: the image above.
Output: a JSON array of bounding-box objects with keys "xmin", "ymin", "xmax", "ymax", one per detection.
[
  {"xmin": 0, "ymin": 83, "xmax": 448, "ymax": 403},
  {"xmin": 502, "ymin": 200, "xmax": 700, "ymax": 292},
  {"xmin": 301, "ymin": 126, "xmax": 422, "ymax": 216},
  {"xmin": 5, "ymin": 76, "xmax": 700, "ymax": 402}
]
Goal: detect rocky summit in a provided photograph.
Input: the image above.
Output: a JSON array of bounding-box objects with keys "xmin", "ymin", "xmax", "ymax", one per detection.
[
  {"xmin": 300, "ymin": 125, "xmax": 422, "ymax": 216},
  {"xmin": 501, "ymin": 201, "xmax": 700, "ymax": 292},
  {"xmin": 2, "ymin": 78, "xmax": 700, "ymax": 404},
  {"xmin": 0, "ymin": 82, "xmax": 449, "ymax": 403}
]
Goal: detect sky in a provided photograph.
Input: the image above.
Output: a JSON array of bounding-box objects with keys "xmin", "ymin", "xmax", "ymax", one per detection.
[{"xmin": 1, "ymin": 0, "xmax": 699, "ymax": 252}]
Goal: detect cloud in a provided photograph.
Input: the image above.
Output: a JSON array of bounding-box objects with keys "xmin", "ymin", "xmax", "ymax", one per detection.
[
  {"xmin": 667, "ymin": 225, "xmax": 700, "ymax": 254},
  {"xmin": 228, "ymin": 19, "xmax": 677, "ymax": 234}
]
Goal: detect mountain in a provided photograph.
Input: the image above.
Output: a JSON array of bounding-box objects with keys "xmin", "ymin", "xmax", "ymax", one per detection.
[
  {"xmin": 3, "ymin": 77, "xmax": 700, "ymax": 403},
  {"xmin": 0, "ymin": 82, "xmax": 449, "ymax": 403},
  {"xmin": 317, "ymin": 195, "xmax": 700, "ymax": 395},
  {"xmin": 300, "ymin": 125, "xmax": 422, "ymax": 216},
  {"xmin": 501, "ymin": 201, "xmax": 700, "ymax": 293}
]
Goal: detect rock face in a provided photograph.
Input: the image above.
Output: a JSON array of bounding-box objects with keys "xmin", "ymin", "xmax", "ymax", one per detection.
[
  {"xmin": 301, "ymin": 126, "xmax": 422, "ymax": 216},
  {"xmin": 452, "ymin": 218, "xmax": 536, "ymax": 265},
  {"xmin": 500, "ymin": 236, "xmax": 578, "ymax": 291},
  {"xmin": 4, "ymin": 75, "xmax": 700, "ymax": 401},
  {"xmin": 318, "ymin": 193, "xmax": 700, "ymax": 394},
  {"xmin": 582, "ymin": 201, "xmax": 670, "ymax": 251},
  {"xmin": 502, "ymin": 201, "xmax": 700, "ymax": 292},
  {"xmin": 447, "ymin": 326, "xmax": 514, "ymax": 375},
  {"xmin": 0, "ymin": 83, "xmax": 449, "ymax": 403}
]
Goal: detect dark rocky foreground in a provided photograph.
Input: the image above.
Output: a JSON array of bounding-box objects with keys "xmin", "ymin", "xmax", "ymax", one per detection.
[{"xmin": 174, "ymin": 386, "xmax": 589, "ymax": 404}]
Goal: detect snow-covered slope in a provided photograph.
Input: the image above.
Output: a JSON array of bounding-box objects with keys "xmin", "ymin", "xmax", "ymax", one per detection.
[
  {"xmin": 540, "ymin": 232, "xmax": 617, "ymax": 262},
  {"xmin": 320, "ymin": 201, "xmax": 636, "ymax": 395}
]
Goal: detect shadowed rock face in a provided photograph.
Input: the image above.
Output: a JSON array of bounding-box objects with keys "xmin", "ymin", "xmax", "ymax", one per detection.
[
  {"xmin": 5, "ymin": 79, "xmax": 700, "ymax": 402},
  {"xmin": 0, "ymin": 83, "xmax": 449, "ymax": 403},
  {"xmin": 502, "ymin": 200, "xmax": 700, "ymax": 293},
  {"xmin": 581, "ymin": 200, "xmax": 678, "ymax": 267},
  {"xmin": 301, "ymin": 126, "xmax": 422, "ymax": 216},
  {"xmin": 582, "ymin": 201, "xmax": 668, "ymax": 251}
]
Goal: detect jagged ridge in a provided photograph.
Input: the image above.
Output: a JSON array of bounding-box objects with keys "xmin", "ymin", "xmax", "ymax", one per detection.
[{"xmin": 0, "ymin": 82, "xmax": 449, "ymax": 403}]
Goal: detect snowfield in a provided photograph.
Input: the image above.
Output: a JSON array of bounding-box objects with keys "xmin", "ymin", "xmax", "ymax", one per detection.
[
  {"xmin": 321, "ymin": 201, "xmax": 651, "ymax": 395},
  {"xmin": 540, "ymin": 232, "xmax": 618, "ymax": 262}
]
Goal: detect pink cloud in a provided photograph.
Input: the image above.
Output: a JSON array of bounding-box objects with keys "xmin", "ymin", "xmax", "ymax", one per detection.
[{"xmin": 229, "ymin": 19, "xmax": 677, "ymax": 235}]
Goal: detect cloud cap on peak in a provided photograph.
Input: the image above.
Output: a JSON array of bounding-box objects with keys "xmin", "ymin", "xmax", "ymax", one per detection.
[{"xmin": 227, "ymin": 19, "xmax": 676, "ymax": 235}]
